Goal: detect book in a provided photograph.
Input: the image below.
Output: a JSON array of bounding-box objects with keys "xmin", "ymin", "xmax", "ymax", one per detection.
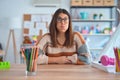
[{"xmin": 92, "ymin": 61, "xmax": 115, "ymax": 73}]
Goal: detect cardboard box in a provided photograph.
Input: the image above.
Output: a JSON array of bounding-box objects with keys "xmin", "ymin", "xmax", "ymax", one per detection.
[
  {"xmin": 71, "ymin": 0, "xmax": 82, "ymax": 6},
  {"xmin": 83, "ymin": 0, "xmax": 93, "ymax": 6},
  {"xmin": 93, "ymin": 0, "xmax": 103, "ymax": 6},
  {"xmin": 103, "ymin": 0, "xmax": 114, "ymax": 6}
]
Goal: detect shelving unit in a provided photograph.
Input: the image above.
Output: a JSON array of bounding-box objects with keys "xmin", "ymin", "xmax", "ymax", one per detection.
[
  {"xmin": 82, "ymin": 34, "xmax": 111, "ymax": 36},
  {"xmin": 72, "ymin": 19, "xmax": 116, "ymax": 22},
  {"xmin": 70, "ymin": 0, "xmax": 117, "ymax": 61}
]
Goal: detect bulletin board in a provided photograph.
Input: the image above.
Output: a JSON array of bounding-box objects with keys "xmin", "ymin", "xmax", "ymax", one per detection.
[{"xmin": 22, "ymin": 14, "xmax": 52, "ymax": 44}]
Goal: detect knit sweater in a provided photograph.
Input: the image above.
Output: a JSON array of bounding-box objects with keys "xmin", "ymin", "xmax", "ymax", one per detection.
[{"xmin": 37, "ymin": 32, "xmax": 91, "ymax": 64}]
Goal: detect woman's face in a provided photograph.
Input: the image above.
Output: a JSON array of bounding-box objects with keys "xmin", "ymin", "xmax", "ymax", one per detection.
[{"xmin": 56, "ymin": 13, "xmax": 69, "ymax": 33}]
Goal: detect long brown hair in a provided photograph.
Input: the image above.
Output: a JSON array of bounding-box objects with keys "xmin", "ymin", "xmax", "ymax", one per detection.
[{"xmin": 49, "ymin": 8, "xmax": 73, "ymax": 47}]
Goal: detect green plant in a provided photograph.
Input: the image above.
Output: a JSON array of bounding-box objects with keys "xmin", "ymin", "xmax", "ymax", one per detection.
[
  {"xmin": 99, "ymin": 13, "xmax": 103, "ymax": 17},
  {"xmin": 93, "ymin": 14, "xmax": 97, "ymax": 19},
  {"xmin": 99, "ymin": 13, "xmax": 103, "ymax": 19},
  {"xmin": 93, "ymin": 14, "xmax": 97, "ymax": 16}
]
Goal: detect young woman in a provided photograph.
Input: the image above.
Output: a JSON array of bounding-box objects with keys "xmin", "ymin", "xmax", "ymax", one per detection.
[{"xmin": 37, "ymin": 8, "xmax": 91, "ymax": 65}]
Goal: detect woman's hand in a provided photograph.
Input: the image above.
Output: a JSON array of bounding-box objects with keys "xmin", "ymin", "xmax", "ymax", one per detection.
[
  {"xmin": 48, "ymin": 56, "xmax": 72, "ymax": 64},
  {"xmin": 67, "ymin": 54, "xmax": 77, "ymax": 64}
]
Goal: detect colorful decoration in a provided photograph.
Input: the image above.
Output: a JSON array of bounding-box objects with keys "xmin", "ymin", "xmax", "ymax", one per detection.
[{"xmin": 32, "ymin": 35, "xmax": 38, "ymax": 45}]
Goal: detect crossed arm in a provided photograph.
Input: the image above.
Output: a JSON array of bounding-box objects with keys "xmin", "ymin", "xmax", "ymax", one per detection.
[{"xmin": 37, "ymin": 52, "xmax": 90, "ymax": 65}]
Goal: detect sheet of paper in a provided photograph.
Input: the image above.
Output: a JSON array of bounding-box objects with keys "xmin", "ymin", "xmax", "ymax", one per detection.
[
  {"xmin": 31, "ymin": 14, "xmax": 41, "ymax": 22},
  {"xmin": 41, "ymin": 15, "xmax": 52, "ymax": 23},
  {"xmin": 36, "ymin": 22, "xmax": 48, "ymax": 34},
  {"xmin": 36, "ymin": 22, "xmax": 45, "ymax": 29},
  {"xmin": 24, "ymin": 21, "xmax": 34, "ymax": 28},
  {"xmin": 29, "ymin": 27, "xmax": 39, "ymax": 36}
]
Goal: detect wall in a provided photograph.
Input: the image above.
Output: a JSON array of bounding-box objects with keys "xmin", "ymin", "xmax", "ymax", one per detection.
[{"xmin": 0, "ymin": 0, "xmax": 70, "ymax": 63}]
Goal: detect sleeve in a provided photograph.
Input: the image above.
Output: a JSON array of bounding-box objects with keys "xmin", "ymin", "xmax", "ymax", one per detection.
[
  {"xmin": 67, "ymin": 54, "xmax": 77, "ymax": 64},
  {"xmin": 74, "ymin": 32, "xmax": 92, "ymax": 64},
  {"xmin": 37, "ymin": 34, "xmax": 49, "ymax": 64}
]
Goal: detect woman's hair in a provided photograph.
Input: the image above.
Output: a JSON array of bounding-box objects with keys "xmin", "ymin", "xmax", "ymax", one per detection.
[{"xmin": 49, "ymin": 8, "xmax": 73, "ymax": 47}]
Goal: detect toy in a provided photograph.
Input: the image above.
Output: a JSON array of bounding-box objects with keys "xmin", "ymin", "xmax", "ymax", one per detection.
[
  {"xmin": 0, "ymin": 61, "xmax": 10, "ymax": 70},
  {"xmin": 95, "ymin": 24, "xmax": 101, "ymax": 33},
  {"xmin": 100, "ymin": 55, "xmax": 115, "ymax": 66},
  {"xmin": 82, "ymin": 26, "xmax": 89, "ymax": 34},
  {"xmin": 23, "ymin": 36, "xmax": 32, "ymax": 44},
  {"xmin": 32, "ymin": 35, "xmax": 38, "ymax": 45},
  {"xmin": 103, "ymin": 28, "xmax": 111, "ymax": 34}
]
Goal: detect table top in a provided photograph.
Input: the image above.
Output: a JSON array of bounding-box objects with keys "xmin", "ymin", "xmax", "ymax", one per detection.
[{"xmin": 0, "ymin": 64, "xmax": 120, "ymax": 80}]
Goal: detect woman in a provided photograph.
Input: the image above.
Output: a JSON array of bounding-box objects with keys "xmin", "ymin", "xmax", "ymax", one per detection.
[{"xmin": 37, "ymin": 8, "xmax": 91, "ymax": 64}]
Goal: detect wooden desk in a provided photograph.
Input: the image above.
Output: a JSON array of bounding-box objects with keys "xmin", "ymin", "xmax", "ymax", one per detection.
[{"xmin": 0, "ymin": 64, "xmax": 120, "ymax": 80}]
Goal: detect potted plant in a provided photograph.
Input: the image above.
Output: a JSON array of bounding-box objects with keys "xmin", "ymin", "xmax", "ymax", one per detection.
[
  {"xmin": 99, "ymin": 13, "xmax": 103, "ymax": 19},
  {"xmin": 93, "ymin": 14, "xmax": 97, "ymax": 19}
]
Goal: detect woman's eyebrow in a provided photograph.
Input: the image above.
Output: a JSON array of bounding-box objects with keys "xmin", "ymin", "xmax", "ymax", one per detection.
[{"xmin": 58, "ymin": 16, "xmax": 68, "ymax": 19}]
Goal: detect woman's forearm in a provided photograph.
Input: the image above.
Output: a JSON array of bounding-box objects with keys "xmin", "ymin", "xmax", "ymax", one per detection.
[
  {"xmin": 48, "ymin": 57, "xmax": 58, "ymax": 64},
  {"xmin": 48, "ymin": 56, "xmax": 72, "ymax": 64}
]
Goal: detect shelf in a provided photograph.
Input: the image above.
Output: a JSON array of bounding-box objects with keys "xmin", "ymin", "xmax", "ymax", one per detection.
[
  {"xmin": 82, "ymin": 34, "xmax": 111, "ymax": 36},
  {"xmin": 71, "ymin": 6, "xmax": 117, "ymax": 8},
  {"xmin": 70, "ymin": 4, "xmax": 117, "ymax": 61},
  {"xmin": 90, "ymin": 48, "xmax": 103, "ymax": 50},
  {"xmin": 72, "ymin": 19, "xmax": 116, "ymax": 22}
]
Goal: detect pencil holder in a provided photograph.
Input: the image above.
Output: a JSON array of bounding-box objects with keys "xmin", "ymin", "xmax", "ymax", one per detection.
[
  {"xmin": 26, "ymin": 59, "xmax": 37, "ymax": 76},
  {"xmin": 21, "ymin": 47, "xmax": 39, "ymax": 76},
  {"xmin": 80, "ymin": 12, "xmax": 88, "ymax": 19},
  {"xmin": 100, "ymin": 55, "xmax": 115, "ymax": 66}
]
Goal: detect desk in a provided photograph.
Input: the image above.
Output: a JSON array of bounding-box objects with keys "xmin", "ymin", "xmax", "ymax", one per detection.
[{"xmin": 0, "ymin": 64, "xmax": 120, "ymax": 80}]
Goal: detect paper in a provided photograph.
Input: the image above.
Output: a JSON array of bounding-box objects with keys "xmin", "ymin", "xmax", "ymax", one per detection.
[
  {"xmin": 24, "ymin": 21, "xmax": 34, "ymax": 28},
  {"xmin": 92, "ymin": 61, "xmax": 116, "ymax": 74},
  {"xmin": 36, "ymin": 22, "xmax": 48, "ymax": 34},
  {"xmin": 41, "ymin": 15, "xmax": 52, "ymax": 23},
  {"xmin": 31, "ymin": 14, "xmax": 41, "ymax": 22},
  {"xmin": 29, "ymin": 28, "xmax": 39, "ymax": 36}
]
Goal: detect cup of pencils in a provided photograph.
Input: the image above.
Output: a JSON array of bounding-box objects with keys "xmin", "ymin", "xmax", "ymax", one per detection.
[
  {"xmin": 113, "ymin": 47, "xmax": 120, "ymax": 73},
  {"xmin": 21, "ymin": 46, "xmax": 39, "ymax": 76}
]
